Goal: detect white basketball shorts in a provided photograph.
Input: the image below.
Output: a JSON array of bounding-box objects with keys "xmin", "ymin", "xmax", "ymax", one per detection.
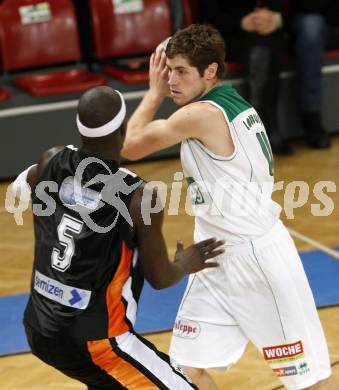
[{"xmin": 169, "ymin": 221, "xmax": 331, "ymax": 390}]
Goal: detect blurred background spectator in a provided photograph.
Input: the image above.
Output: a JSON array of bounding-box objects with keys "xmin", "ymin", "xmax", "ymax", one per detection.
[
  {"xmin": 288, "ymin": 0, "xmax": 339, "ymax": 149},
  {"xmin": 198, "ymin": 0, "xmax": 292, "ymax": 155}
]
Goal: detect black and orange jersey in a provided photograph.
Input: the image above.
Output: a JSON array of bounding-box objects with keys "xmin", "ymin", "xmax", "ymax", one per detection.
[{"xmin": 24, "ymin": 146, "xmax": 144, "ymax": 340}]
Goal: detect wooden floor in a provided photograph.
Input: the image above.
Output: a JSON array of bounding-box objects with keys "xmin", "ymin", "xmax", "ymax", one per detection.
[{"xmin": 0, "ymin": 136, "xmax": 339, "ymax": 389}]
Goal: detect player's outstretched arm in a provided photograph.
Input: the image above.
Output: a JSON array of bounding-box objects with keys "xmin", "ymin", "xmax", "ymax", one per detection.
[{"xmin": 129, "ymin": 184, "xmax": 224, "ymax": 289}]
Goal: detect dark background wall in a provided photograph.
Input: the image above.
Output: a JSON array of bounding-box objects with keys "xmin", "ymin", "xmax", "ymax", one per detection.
[{"xmin": 1, "ymin": 58, "xmax": 339, "ymax": 180}]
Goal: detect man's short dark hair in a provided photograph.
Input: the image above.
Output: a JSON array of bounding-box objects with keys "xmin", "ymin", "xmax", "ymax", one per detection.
[
  {"xmin": 78, "ymin": 86, "xmax": 122, "ymax": 128},
  {"xmin": 166, "ymin": 24, "xmax": 225, "ymax": 79}
]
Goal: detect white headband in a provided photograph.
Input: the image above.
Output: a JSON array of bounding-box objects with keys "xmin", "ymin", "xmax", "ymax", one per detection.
[{"xmin": 77, "ymin": 90, "xmax": 126, "ymax": 138}]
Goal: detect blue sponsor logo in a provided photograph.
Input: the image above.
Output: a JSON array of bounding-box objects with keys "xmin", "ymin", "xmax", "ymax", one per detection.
[
  {"xmin": 59, "ymin": 176, "xmax": 101, "ymax": 210},
  {"xmin": 35, "ymin": 274, "xmax": 64, "ymax": 298},
  {"xmin": 69, "ymin": 289, "xmax": 82, "ymax": 306},
  {"xmin": 34, "ymin": 270, "xmax": 91, "ymax": 310}
]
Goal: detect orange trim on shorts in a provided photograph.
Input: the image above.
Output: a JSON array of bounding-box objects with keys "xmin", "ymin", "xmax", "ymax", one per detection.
[
  {"xmin": 87, "ymin": 339, "xmax": 159, "ymax": 389},
  {"xmin": 106, "ymin": 241, "xmax": 133, "ymax": 337}
]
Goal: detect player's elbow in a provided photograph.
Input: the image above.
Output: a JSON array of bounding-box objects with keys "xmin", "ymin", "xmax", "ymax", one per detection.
[
  {"xmin": 121, "ymin": 139, "xmax": 146, "ymax": 161},
  {"xmin": 145, "ymin": 272, "xmax": 171, "ymax": 290},
  {"xmin": 148, "ymin": 278, "xmax": 170, "ymax": 290},
  {"xmin": 148, "ymin": 279, "xmax": 165, "ymax": 290},
  {"xmin": 121, "ymin": 148, "xmax": 140, "ymax": 161}
]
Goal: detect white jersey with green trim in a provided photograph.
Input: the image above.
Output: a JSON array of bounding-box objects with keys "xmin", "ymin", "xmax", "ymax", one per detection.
[{"xmin": 181, "ymin": 85, "xmax": 282, "ymax": 244}]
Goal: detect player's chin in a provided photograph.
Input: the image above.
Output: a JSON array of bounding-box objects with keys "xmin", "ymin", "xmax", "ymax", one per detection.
[{"xmin": 171, "ymin": 94, "xmax": 188, "ymax": 106}]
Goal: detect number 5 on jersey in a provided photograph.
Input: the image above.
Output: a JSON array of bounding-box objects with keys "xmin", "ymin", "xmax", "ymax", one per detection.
[{"xmin": 51, "ymin": 214, "xmax": 83, "ymax": 272}]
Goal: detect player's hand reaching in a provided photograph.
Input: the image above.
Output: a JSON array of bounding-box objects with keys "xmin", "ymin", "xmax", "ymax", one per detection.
[{"xmin": 174, "ymin": 238, "xmax": 224, "ymax": 274}]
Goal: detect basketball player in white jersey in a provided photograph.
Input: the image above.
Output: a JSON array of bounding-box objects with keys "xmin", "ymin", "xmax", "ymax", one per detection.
[{"xmin": 121, "ymin": 24, "xmax": 338, "ymax": 390}]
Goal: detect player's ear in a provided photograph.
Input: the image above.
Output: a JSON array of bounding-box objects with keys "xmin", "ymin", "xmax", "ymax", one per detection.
[{"xmin": 205, "ymin": 63, "xmax": 218, "ymax": 80}]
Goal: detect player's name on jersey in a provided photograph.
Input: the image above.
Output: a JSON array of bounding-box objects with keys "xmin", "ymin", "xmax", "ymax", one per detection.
[{"xmin": 242, "ymin": 112, "xmax": 263, "ymax": 131}]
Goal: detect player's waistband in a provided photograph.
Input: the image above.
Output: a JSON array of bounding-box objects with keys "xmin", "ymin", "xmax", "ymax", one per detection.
[{"xmin": 223, "ymin": 220, "xmax": 288, "ymax": 256}]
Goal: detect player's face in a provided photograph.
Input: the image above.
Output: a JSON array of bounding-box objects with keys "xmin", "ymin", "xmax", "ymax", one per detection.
[{"xmin": 167, "ymin": 55, "xmax": 207, "ymax": 105}]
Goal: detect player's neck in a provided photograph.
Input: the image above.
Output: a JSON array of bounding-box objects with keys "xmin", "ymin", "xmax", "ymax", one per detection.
[
  {"xmin": 203, "ymin": 79, "xmax": 222, "ymax": 97},
  {"xmin": 189, "ymin": 79, "xmax": 222, "ymax": 104},
  {"xmin": 80, "ymin": 144, "xmax": 120, "ymax": 163}
]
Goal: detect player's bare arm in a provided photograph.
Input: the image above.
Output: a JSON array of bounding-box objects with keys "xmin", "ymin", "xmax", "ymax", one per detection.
[
  {"xmin": 12, "ymin": 146, "xmax": 64, "ymax": 197},
  {"xmin": 122, "ymin": 99, "xmax": 234, "ymax": 160},
  {"xmin": 129, "ymin": 183, "xmax": 224, "ymax": 289},
  {"xmin": 28, "ymin": 147, "xmax": 64, "ymax": 188}
]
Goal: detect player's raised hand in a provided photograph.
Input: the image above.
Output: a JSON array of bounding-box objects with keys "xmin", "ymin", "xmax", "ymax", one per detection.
[
  {"xmin": 155, "ymin": 36, "xmax": 171, "ymax": 54},
  {"xmin": 149, "ymin": 49, "xmax": 170, "ymax": 99},
  {"xmin": 174, "ymin": 238, "xmax": 224, "ymax": 274}
]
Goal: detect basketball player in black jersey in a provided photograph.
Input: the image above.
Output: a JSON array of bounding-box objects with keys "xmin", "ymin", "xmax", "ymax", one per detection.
[{"xmin": 13, "ymin": 86, "xmax": 224, "ymax": 390}]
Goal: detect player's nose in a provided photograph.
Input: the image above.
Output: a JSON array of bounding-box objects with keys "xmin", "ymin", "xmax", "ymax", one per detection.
[{"xmin": 168, "ymin": 71, "xmax": 178, "ymax": 86}]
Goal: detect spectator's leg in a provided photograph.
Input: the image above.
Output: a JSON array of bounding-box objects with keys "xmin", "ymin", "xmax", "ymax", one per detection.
[
  {"xmin": 293, "ymin": 14, "xmax": 331, "ymax": 148},
  {"xmin": 246, "ymin": 40, "xmax": 293, "ymax": 155},
  {"xmin": 326, "ymin": 25, "xmax": 339, "ymax": 50}
]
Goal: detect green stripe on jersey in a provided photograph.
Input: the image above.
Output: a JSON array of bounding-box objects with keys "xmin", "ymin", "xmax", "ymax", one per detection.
[{"xmin": 199, "ymin": 85, "xmax": 252, "ymax": 122}]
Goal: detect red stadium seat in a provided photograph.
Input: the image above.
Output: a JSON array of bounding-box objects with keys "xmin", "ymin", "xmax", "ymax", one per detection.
[
  {"xmin": 325, "ymin": 49, "xmax": 339, "ymax": 59},
  {"xmin": 13, "ymin": 69, "xmax": 106, "ymax": 97},
  {"xmin": 90, "ymin": 0, "xmax": 172, "ymax": 84},
  {"xmin": 226, "ymin": 62, "xmax": 244, "ymax": 74},
  {"xmin": 0, "ymin": 0, "xmax": 106, "ymax": 96},
  {"xmin": 0, "ymin": 88, "xmax": 9, "ymax": 102}
]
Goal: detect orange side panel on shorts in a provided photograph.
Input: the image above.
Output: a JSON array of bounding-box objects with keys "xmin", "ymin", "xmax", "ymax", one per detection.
[
  {"xmin": 106, "ymin": 241, "xmax": 133, "ymax": 337},
  {"xmin": 87, "ymin": 339, "xmax": 159, "ymax": 389}
]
